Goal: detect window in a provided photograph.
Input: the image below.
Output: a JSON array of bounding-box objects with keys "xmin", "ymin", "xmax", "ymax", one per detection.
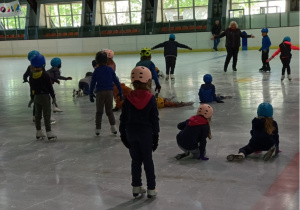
[
  {"xmin": 231, "ymin": 0, "xmax": 286, "ymax": 15},
  {"xmin": 101, "ymin": 0, "xmax": 142, "ymax": 25},
  {"xmin": 162, "ymin": 0, "xmax": 209, "ymax": 22},
  {"xmin": 45, "ymin": 2, "xmax": 82, "ymax": 28},
  {"xmin": 0, "ymin": 5, "xmax": 27, "ymax": 29}
]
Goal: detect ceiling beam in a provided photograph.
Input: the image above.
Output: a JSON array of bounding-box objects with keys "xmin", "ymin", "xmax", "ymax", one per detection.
[{"xmin": 26, "ymin": 0, "xmax": 37, "ymax": 14}]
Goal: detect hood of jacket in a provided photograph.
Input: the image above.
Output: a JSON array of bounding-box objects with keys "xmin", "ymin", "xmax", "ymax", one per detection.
[
  {"xmin": 188, "ymin": 115, "xmax": 208, "ymax": 126},
  {"xmin": 127, "ymin": 89, "xmax": 153, "ymax": 110}
]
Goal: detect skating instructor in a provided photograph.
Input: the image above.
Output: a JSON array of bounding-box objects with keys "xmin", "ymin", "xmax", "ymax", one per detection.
[{"xmin": 211, "ymin": 21, "xmax": 255, "ymax": 72}]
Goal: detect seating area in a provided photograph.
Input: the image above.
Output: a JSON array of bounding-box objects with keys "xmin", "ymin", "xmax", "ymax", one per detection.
[
  {"xmin": 160, "ymin": 25, "xmax": 207, "ymax": 33},
  {"xmin": 0, "ymin": 33, "xmax": 25, "ymax": 40},
  {"xmin": 100, "ymin": 28, "xmax": 140, "ymax": 36}
]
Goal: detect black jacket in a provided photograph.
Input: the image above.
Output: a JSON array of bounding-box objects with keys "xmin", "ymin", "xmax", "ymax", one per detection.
[
  {"xmin": 248, "ymin": 118, "xmax": 279, "ymax": 150},
  {"xmin": 29, "ymin": 71, "xmax": 55, "ymax": 100},
  {"xmin": 176, "ymin": 115, "xmax": 210, "ymax": 156},
  {"xmin": 152, "ymin": 39, "xmax": 191, "ymax": 57},
  {"xmin": 215, "ymin": 28, "xmax": 251, "ymax": 48},
  {"xmin": 211, "ymin": 24, "xmax": 222, "ymax": 35}
]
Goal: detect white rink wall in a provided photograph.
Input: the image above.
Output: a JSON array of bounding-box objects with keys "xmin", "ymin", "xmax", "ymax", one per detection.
[{"xmin": 0, "ymin": 26, "xmax": 299, "ymax": 56}]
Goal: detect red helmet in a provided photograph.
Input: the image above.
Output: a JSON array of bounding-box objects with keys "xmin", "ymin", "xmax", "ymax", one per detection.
[
  {"xmin": 197, "ymin": 104, "xmax": 213, "ymax": 118},
  {"xmin": 131, "ymin": 66, "xmax": 152, "ymax": 83}
]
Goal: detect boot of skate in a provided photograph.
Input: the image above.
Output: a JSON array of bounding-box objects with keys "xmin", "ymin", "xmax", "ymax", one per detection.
[
  {"xmin": 36, "ymin": 130, "xmax": 46, "ymax": 140},
  {"xmin": 132, "ymin": 186, "xmax": 146, "ymax": 197},
  {"xmin": 110, "ymin": 125, "xmax": 117, "ymax": 134},
  {"xmin": 46, "ymin": 131, "xmax": 57, "ymax": 140}
]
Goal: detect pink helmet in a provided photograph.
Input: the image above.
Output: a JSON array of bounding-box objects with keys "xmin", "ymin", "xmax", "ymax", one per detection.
[
  {"xmin": 131, "ymin": 66, "xmax": 152, "ymax": 83},
  {"xmin": 197, "ymin": 104, "xmax": 213, "ymax": 118},
  {"xmin": 104, "ymin": 49, "xmax": 114, "ymax": 58}
]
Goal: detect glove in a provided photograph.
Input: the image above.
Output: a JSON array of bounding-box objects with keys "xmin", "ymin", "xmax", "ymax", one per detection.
[
  {"xmin": 152, "ymin": 134, "xmax": 159, "ymax": 152},
  {"xmin": 28, "ymin": 99, "xmax": 34, "ymax": 108},
  {"xmin": 258, "ymin": 48, "xmax": 262, "ymax": 52},
  {"xmin": 120, "ymin": 135, "xmax": 130, "ymax": 149},
  {"xmin": 217, "ymin": 100, "xmax": 224, "ymax": 103},
  {"xmin": 198, "ymin": 155, "xmax": 209, "ymax": 161},
  {"xmin": 89, "ymin": 94, "xmax": 96, "ymax": 102},
  {"xmin": 117, "ymin": 92, "xmax": 123, "ymax": 101},
  {"xmin": 266, "ymin": 57, "xmax": 274, "ymax": 63},
  {"xmin": 67, "ymin": 77, "xmax": 72, "ymax": 80},
  {"xmin": 155, "ymin": 84, "xmax": 161, "ymax": 93},
  {"xmin": 23, "ymin": 79, "xmax": 28, "ymax": 83},
  {"xmin": 55, "ymin": 79, "xmax": 60, "ymax": 85},
  {"xmin": 189, "ymin": 47, "xmax": 192, "ymax": 50},
  {"xmin": 52, "ymin": 98, "xmax": 58, "ymax": 107}
]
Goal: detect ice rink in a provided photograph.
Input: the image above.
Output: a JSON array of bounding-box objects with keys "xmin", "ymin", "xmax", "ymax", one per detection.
[{"xmin": 0, "ymin": 50, "xmax": 299, "ymax": 210}]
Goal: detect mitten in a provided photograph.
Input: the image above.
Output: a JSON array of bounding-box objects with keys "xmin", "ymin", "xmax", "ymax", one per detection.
[
  {"xmin": 120, "ymin": 135, "xmax": 130, "ymax": 149},
  {"xmin": 152, "ymin": 134, "xmax": 159, "ymax": 152},
  {"xmin": 28, "ymin": 99, "xmax": 34, "ymax": 108},
  {"xmin": 117, "ymin": 91, "xmax": 123, "ymax": 101},
  {"xmin": 67, "ymin": 77, "xmax": 72, "ymax": 80},
  {"xmin": 266, "ymin": 56, "xmax": 274, "ymax": 63},
  {"xmin": 52, "ymin": 98, "xmax": 58, "ymax": 107},
  {"xmin": 155, "ymin": 84, "xmax": 161, "ymax": 92},
  {"xmin": 198, "ymin": 155, "xmax": 209, "ymax": 161},
  {"xmin": 89, "ymin": 94, "xmax": 96, "ymax": 102}
]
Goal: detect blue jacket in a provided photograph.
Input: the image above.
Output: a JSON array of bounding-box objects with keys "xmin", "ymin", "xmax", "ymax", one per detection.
[
  {"xmin": 176, "ymin": 115, "xmax": 210, "ymax": 156},
  {"xmin": 89, "ymin": 65, "xmax": 122, "ymax": 94},
  {"xmin": 198, "ymin": 83, "xmax": 218, "ymax": 102},
  {"xmin": 259, "ymin": 35, "xmax": 271, "ymax": 51},
  {"xmin": 136, "ymin": 60, "xmax": 160, "ymax": 86}
]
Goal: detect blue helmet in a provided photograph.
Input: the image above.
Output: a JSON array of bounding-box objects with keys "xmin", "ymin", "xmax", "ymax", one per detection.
[
  {"xmin": 257, "ymin": 103, "xmax": 273, "ymax": 118},
  {"xmin": 28, "ymin": 50, "xmax": 40, "ymax": 61},
  {"xmin": 31, "ymin": 54, "xmax": 46, "ymax": 68},
  {"xmin": 261, "ymin": 28, "xmax": 268, "ymax": 33},
  {"xmin": 283, "ymin": 36, "xmax": 291, "ymax": 42},
  {"xmin": 169, "ymin": 34, "xmax": 175, "ymax": 40},
  {"xmin": 203, "ymin": 74, "xmax": 212, "ymax": 83},
  {"xmin": 51, "ymin": 57, "xmax": 61, "ymax": 67}
]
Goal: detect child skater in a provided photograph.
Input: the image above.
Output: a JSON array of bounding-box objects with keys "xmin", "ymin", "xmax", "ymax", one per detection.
[
  {"xmin": 259, "ymin": 28, "xmax": 271, "ymax": 72},
  {"xmin": 151, "ymin": 34, "xmax": 192, "ymax": 81},
  {"xmin": 119, "ymin": 66, "xmax": 159, "ymax": 198},
  {"xmin": 155, "ymin": 94, "xmax": 194, "ymax": 108},
  {"xmin": 175, "ymin": 104, "xmax": 213, "ymax": 160},
  {"xmin": 28, "ymin": 54, "xmax": 57, "ymax": 140},
  {"xmin": 227, "ymin": 103, "xmax": 279, "ymax": 161},
  {"xmin": 47, "ymin": 57, "xmax": 72, "ymax": 112},
  {"xmin": 89, "ymin": 51, "xmax": 123, "ymax": 136},
  {"xmin": 136, "ymin": 47, "xmax": 161, "ymax": 92},
  {"xmin": 267, "ymin": 36, "xmax": 300, "ymax": 81},
  {"xmin": 199, "ymin": 74, "xmax": 231, "ymax": 103}
]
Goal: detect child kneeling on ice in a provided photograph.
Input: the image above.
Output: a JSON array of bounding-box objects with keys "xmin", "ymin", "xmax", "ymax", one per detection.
[
  {"xmin": 175, "ymin": 104, "xmax": 213, "ymax": 160},
  {"xmin": 227, "ymin": 103, "xmax": 279, "ymax": 161}
]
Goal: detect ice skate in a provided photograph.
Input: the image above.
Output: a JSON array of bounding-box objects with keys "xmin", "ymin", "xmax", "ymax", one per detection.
[
  {"xmin": 132, "ymin": 186, "xmax": 146, "ymax": 198},
  {"xmin": 50, "ymin": 117, "xmax": 56, "ymax": 124},
  {"xmin": 53, "ymin": 106, "xmax": 63, "ymax": 113},
  {"xmin": 46, "ymin": 131, "xmax": 57, "ymax": 141},
  {"xmin": 263, "ymin": 145, "xmax": 276, "ymax": 161},
  {"xmin": 259, "ymin": 67, "xmax": 265, "ymax": 71},
  {"xmin": 175, "ymin": 152, "xmax": 190, "ymax": 160},
  {"xmin": 165, "ymin": 74, "xmax": 169, "ymax": 81},
  {"xmin": 170, "ymin": 74, "xmax": 175, "ymax": 81},
  {"xmin": 78, "ymin": 89, "xmax": 84, "ymax": 96},
  {"xmin": 227, "ymin": 154, "xmax": 244, "ymax": 161},
  {"xmin": 112, "ymin": 107, "xmax": 119, "ymax": 112},
  {"xmin": 265, "ymin": 67, "xmax": 271, "ymax": 72},
  {"xmin": 36, "ymin": 130, "xmax": 45, "ymax": 140},
  {"xmin": 72, "ymin": 89, "xmax": 76, "ymax": 97},
  {"xmin": 232, "ymin": 67, "xmax": 237, "ymax": 71},
  {"xmin": 147, "ymin": 189, "xmax": 157, "ymax": 198},
  {"xmin": 157, "ymin": 71, "xmax": 165, "ymax": 79},
  {"xmin": 110, "ymin": 125, "xmax": 117, "ymax": 134},
  {"xmin": 95, "ymin": 129, "xmax": 101, "ymax": 136},
  {"xmin": 281, "ymin": 75, "xmax": 285, "ymax": 81},
  {"xmin": 288, "ymin": 74, "xmax": 292, "ymax": 81}
]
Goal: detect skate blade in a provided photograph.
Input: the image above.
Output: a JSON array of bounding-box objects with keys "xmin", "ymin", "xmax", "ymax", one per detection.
[
  {"xmin": 53, "ymin": 110, "xmax": 63, "ymax": 113},
  {"xmin": 227, "ymin": 154, "xmax": 244, "ymax": 161},
  {"xmin": 36, "ymin": 137, "xmax": 45, "ymax": 141},
  {"xmin": 47, "ymin": 137, "xmax": 57, "ymax": 141}
]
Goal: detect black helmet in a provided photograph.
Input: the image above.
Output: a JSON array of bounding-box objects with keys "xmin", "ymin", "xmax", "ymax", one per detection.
[{"xmin": 95, "ymin": 51, "xmax": 108, "ymax": 64}]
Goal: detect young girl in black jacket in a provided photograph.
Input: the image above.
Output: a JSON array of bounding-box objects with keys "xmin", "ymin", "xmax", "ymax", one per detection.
[
  {"xmin": 119, "ymin": 66, "xmax": 159, "ymax": 198},
  {"xmin": 227, "ymin": 103, "xmax": 279, "ymax": 161},
  {"xmin": 175, "ymin": 104, "xmax": 213, "ymax": 160}
]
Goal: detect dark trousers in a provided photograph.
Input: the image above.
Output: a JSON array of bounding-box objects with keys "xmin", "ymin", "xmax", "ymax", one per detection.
[
  {"xmin": 213, "ymin": 38, "xmax": 220, "ymax": 49},
  {"xmin": 79, "ymin": 82, "xmax": 90, "ymax": 95},
  {"xmin": 95, "ymin": 90, "xmax": 115, "ymax": 129},
  {"xmin": 165, "ymin": 56, "xmax": 176, "ymax": 75},
  {"xmin": 128, "ymin": 130, "xmax": 155, "ymax": 190},
  {"xmin": 34, "ymin": 94, "xmax": 52, "ymax": 132},
  {"xmin": 261, "ymin": 50, "xmax": 270, "ymax": 69},
  {"xmin": 281, "ymin": 57, "xmax": 291, "ymax": 75},
  {"xmin": 224, "ymin": 47, "xmax": 239, "ymax": 70},
  {"xmin": 238, "ymin": 141, "xmax": 279, "ymax": 157}
]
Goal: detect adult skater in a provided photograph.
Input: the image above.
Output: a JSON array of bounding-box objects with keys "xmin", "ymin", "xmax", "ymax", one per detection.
[
  {"xmin": 211, "ymin": 21, "xmax": 255, "ymax": 72},
  {"xmin": 211, "ymin": 20, "xmax": 222, "ymax": 51},
  {"xmin": 151, "ymin": 34, "xmax": 192, "ymax": 81}
]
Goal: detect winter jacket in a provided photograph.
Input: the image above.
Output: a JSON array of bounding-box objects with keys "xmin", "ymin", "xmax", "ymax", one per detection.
[
  {"xmin": 152, "ymin": 39, "xmax": 191, "ymax": 57},
  {"xmin": 107, "ymin": 59, "xmax": 116, "ymax": 72},
  {"xmin": 198, "ymin": 83, "xmax": 218, "ymax": 103},
  {"xmin": 259, "ymin": 35, "xmax": 271, "ymax": 51},
  {"xmin": 136, "ymin": 60, "xmax": 160, "ymax": 86},
  {"xmin": 119, "ymin": 90, "xmax": 159, "ymax": 136},
  {"xmin": 89, "ymin": 65, "xmax": 122, "ymax": 94},
  {"xmin": 176, "ymin": 115, "xmax": 210, "ymax": 156},
  {"xmin": 47, "ymin": 67, "xmax": 69, "ymax": 83},
  {"xmin": 29, "ymin": 71, "xmax": 55, "ymax": 100},
  {"xmin": 248, "ymin": 117, "xmax": 279, "ymax": 150},
  {"xmin": 214, "ymin": 28, "xmax": 252, "ymax": 48},
  {"xmin": 272, "ymin": 41, "xmax": 300, "ymax": 59},
  {"xmin": 211, "ymin": 24, "xmax": 222, "ymax": 35}
]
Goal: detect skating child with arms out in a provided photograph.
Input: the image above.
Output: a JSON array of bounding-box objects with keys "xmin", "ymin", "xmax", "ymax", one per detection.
[
  {"xmin": 227, "ymin": 103, "xmax": 279, "ymax": 161},
  {"xmin": 119, "ymin": 66, "xmax": 159, "ymax": 198},
  {"xmin": 175, "ymin": 104, "xmax": 213, "ymax": 160},
  {"xmin": 28, "ymin": 55, "xmax": 57, "ymax": 140},
  {"xmin": 267, "ymin": 36, "xmax": 300, "ymax": 81}
]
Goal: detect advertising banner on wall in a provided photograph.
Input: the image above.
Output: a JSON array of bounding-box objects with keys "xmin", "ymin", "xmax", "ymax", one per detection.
[{"xmin": 0, "ymin": 1, "xmax": 23, "ymax": 17}]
